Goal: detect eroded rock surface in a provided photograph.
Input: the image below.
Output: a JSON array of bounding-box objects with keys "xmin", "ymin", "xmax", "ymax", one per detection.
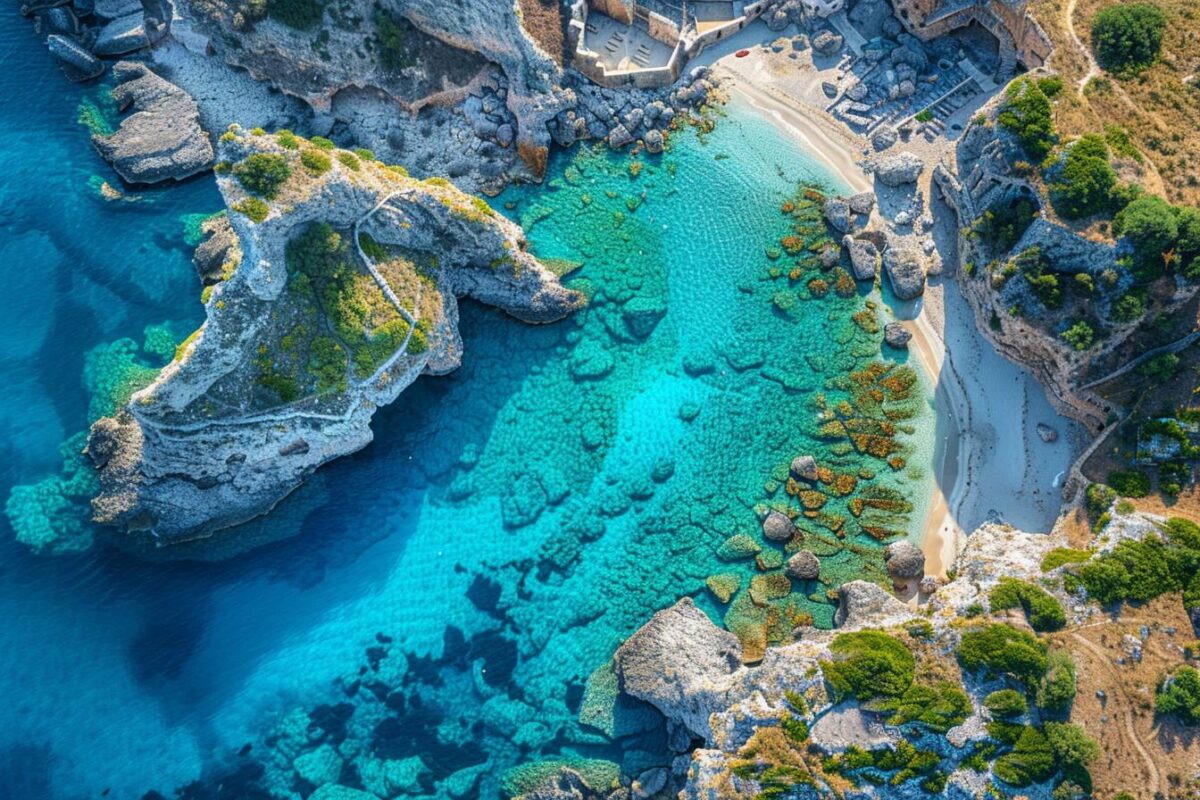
[
  {"xmin": 86, "ymin": 127, "xmax": 583, "ymax": 544},
  {"xmin": 92, "ymin": 61, "xmax": 213, "ymax": 183}
]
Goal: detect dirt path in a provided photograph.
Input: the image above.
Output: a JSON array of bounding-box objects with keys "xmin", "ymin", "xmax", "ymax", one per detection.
[
  {"xmin": 1065, "ymin": 0, "xmax": 1101, "ymax": 94},
  {"xmin": 1068, "ymin": 631, "xmax": 1163, "ymax": 796}
]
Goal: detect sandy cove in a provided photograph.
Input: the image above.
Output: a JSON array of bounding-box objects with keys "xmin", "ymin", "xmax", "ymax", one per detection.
[{"xmin": 699, "ymin": 22, "xmax": 1085, "ymax": 578}]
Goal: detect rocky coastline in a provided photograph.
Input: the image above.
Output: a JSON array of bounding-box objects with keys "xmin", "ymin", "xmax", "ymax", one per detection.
[{"xmin": 85, "ymin": 127, "xmax": 585, "ymax": 544}]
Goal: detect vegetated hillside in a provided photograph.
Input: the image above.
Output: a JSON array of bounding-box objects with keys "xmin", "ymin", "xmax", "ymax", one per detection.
[{"xmin": 1031, "ymin": 0, "xmax": 1200, "ymax": 205}]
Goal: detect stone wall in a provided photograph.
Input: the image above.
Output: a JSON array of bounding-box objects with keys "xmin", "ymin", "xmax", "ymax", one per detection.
[
  {"xmin": 646, "ymin": 10, "xmax": 679, "ymax": 46},
  {"xmin": 589, "ymin": 0, "xmax": 634, "ymax": 24},
  {"xmin": 890, "ymin": 0, "xmax": 1052, "ymax": 68}
]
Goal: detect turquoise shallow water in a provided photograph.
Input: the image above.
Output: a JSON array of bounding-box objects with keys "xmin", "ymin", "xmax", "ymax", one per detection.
[{"xmin": 0, "ymin": 12, "xmax": 933, "ymax": 799}]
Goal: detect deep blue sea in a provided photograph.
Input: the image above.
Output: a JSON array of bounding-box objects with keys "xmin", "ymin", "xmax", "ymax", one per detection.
[{"xmin": 0, "ymin": 12, "xmax": 934, "ymax": 799}]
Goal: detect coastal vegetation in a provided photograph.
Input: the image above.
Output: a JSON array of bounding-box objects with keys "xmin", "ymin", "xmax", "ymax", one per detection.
[
  {"xmin": 820, "ymin": 631, "xmax": 915, "ymax": 700},
  {"xmin": 1156, "ymin": 665, "xmax": 1200, "ymax": 724},
  {"xmin": 988, "ymin": 577, "xmax": 1067, "ymax": 631},
  {"xmin": 1090, "ymin": 3, "xmax": 1167, "ymax": 76}
]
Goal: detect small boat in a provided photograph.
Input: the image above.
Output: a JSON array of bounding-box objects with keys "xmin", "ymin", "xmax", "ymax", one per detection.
[{"xmin": 735, "ymin": 49, "xmax": 750, "ymax": 58}]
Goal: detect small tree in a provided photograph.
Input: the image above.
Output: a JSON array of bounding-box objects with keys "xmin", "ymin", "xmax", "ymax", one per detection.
[
  {"xmin": 1091, "ymin": 3, "xmax": 1167, "ymax": 76},
  {"xmin": 1115, "ymin": 194, "xmax": 1179, "ymax": 266},
  {"xmin": 234, "ymin": 153, "xmax": 292, "ymax": 199},
  {"xmin": 1062, "ymin": 320, "xmax": 1095, "ymax": 351},
  {"xmin": 1157, "ymin": 666, "xmax": 1200, "ymax": 724},
  {"xmin": 1050, "ymin": 135, "xmax": 1117, "ymax": 219}
]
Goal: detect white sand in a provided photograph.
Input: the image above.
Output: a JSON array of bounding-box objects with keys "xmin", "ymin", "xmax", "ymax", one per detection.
[{"xmin": 700, "ymin": 26, "xmax": 1085, "ymax": 576}]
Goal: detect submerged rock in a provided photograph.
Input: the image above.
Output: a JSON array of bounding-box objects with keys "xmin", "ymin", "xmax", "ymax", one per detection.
[
  {"xmin": 91, "ymin": 62, "xmax": 213, "ymax": 184},
  {"xmin": 86, "ymin": 127, "xmax": 584, "ymax": 545},
  {"xmin": 1037, "ymin": 422, "xmax": 1058, "ymax": 443},
  {"xmin": 761, "ymin": 509, "xmax": 797, "ymax": 542},
  {"xmin": 790, "ymin": 455, "xmax": 817, "ymax": 481},
  {"xmin": 785, "ymin": 550, "xmax": 821, "ymax": 581}
]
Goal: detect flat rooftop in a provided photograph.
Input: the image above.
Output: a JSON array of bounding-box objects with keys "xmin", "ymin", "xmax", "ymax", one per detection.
[{"xmin": 584, "ymin": 11, "xmax": 675, "ymax": 71}]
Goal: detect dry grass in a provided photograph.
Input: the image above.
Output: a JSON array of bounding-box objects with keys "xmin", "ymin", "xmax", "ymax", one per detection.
[
  {"xmin": 1031, "ymin": 0, "xmax": 1200, "ymax": 205},
  {"xmin": 518, "ymin": 0, "xmax": 566, "ymax": 65},
  {"xmin": 1052, "ymin": 594, "xmax": 1199, "ymax": 800}
]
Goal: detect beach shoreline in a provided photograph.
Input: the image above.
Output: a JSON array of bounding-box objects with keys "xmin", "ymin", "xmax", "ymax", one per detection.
[{"xmin": 708, "ymin": 32, "xmax": 1084, "ymax": 578}]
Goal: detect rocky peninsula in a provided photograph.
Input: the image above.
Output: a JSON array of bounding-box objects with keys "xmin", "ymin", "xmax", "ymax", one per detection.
[{"xmin": 86, "ymin": 127, "xmax": 583, "ymax": 543}]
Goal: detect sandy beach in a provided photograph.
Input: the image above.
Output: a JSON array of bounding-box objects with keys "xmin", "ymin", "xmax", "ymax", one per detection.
[{"xmin": 702, "ymin": 25, "xmax": 1085, "ymax": 577}]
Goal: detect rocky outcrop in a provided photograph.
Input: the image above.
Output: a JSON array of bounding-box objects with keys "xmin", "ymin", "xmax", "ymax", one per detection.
[
  {"xmin": 872, "ymin": 151, "xmax": 923, "ymax": 187},
  {"xmin": 883, "ymin": 321, "xmax": 911, "ymax": 349},
  {"xmin": 784, "ymin": 550, "xmax": 820, "ymax": 580},
  {"xmin": 844, "ymin": 236, "xmax": 878, "ymax": 281},
  {"xmin": 881, "ymin": 237, "xmax": 926, "ymax": 299},
  {"xmin": 91, "ymin": 62, "xmax": 213, "ymax": 184},
  {"xmin": 832, "ymin": 580, "xmax": 913, "ymax": 628},
  {"xmin": 883, "ymin": 539, "xmax": 924, "ymax": 579},
  {"xmin": 86, "ymin": 128, "xmax": 583, "ymax": 545},
  {"xmin": 613, "ymin": 598, "xmax": 742, "ymax": 740},
  {"xmin": 761, "ymin": 509, "xmax": 797, "ymax": 542}
]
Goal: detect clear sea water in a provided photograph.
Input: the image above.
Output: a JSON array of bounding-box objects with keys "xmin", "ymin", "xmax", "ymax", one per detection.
[{"xmin": 0, "ymin": 12, "xmax": 933, "ymax": 800}]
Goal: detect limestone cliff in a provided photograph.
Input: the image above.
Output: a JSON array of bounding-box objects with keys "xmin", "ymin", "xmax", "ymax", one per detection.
[
  {"xmin": 933, "ymin": 76, "xmax": 1199, "ymax": 434},
  {"xmin": 86, "ymin": 126, "xmax": 584, "ymax": 544}
]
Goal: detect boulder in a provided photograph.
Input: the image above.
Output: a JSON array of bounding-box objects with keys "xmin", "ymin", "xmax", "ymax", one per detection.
[
  {"xmin": 624, "ymin": 107, "xmax": 644, "ymax": 132},
  {"xmin": 847, "ymin": 191, "xmax": 875, "ymax": 215},
  {"xmin": 790, "ymin": 455, "xmax": 817, "ymax": 481},
  {"xmin": 812, "ymin": 30, "xmax": 843, "ymax": 56},
  {"xmin": 873, "ymin": 152, "xmax": 923, "ymax": 187},
  {"xmin": 883, "ymin": 322, "xmax": 911, "ymax": 349},
  {"xmin": 843, "ymin": 236, "xmax": 878, "ymax": 281},
  {"xmin": 91, "ymin": 62, "xmax": 213, "ymax": 184},
  {"xmin": 496, "ymin": 123, "xmax": 515, "ymax": 147},
  {"xmin": 46, "ymin": 34, "xmax": 104, "ymax": 82},
  {"xmin": 884, "ymin": 540, "xmax": 924, "ymax": 579},
  {"xmin": 607, "ymin": 124, "xmax": 633, "ymax": 149},
  {"xmin": 918, "ymin": 575, "xmax": 945, "ymax": 595},
  {"xmin": 1036, "ymin": 423, "xmax": 1058, "ymax": 443},
  {"xmin": 833, "ymin": 580, "xmax": 912, "ymax": 628},
  {"xmin": 882, "ymin": 239, "xmax": 926, "ymax": 299},
  {"xmin": 871, "ymin": 125, "xmax": 897, "ymax": 152},
  {"xmin": 819, "ymin": 244, "xmax": 840, "ymax": 268},
  {"xmin": 94, "ymin": 0, "xmax": 141, "ymax": 18},
  {"xmin": 193, "ymin": 214, "xmax": 239, "ymax": 285},
  {"xmin": 93, "ymin": 11, "xmax": 150, "ymax": 56},
  {"xmin": 761, "ymin": 509, "xmax": 797, "ymax": 542},
  {"xmin": 785, "ymin": 550, "xmax": 821, "ymax": 581},
  {"xmin": 632, "ymin": 768, "xmax": 668, "ymax": 800},
  {"xmin": 823, "ymin": 197, "xmax": 851, "ymax": 233},
  {"xmin": 613, "ymin": 598, "xmax": 742, "ymax": 739},
  {"xmin": 643, "ymin": 128, "xmax": 664, "ymax": 155},
  {"xmin": 821, "ymin": 81, "xmax": 838, "ymax": 99},
  {"xmin": 765, "ymin": 8, "xmax": 790, "ymax": 30}
]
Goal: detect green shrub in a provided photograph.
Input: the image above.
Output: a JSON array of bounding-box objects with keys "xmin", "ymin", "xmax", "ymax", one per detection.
[
  {"xmin": 998, "ymin": 78, "xmax": 1056, "ymax": 161},
  {"xmin": 1107, "ymin": 469, "xmax": 1151, "ymax": 497},
  {"xmin": 234, "ymin": 153, "xmax": 291, "ymax": 199},
  {"xmin": 276, "ymin": 129, "xmax": 301, "ymax": 149},
  {"xmin": 300, "ymin": 148, "xmax": 332, "ymax": 175},
  {"xmin": 353, "ymin": 147, "xmax": 376, "ymax": 161},
  {"xmin": 310, "ymin": 136, "xmax": 335, "ymax": 150},
  {"xmin": 984, "ymin": 689, "xmax": 1028, "ymax": 719},
  {"xmin": 872, "ymin": 681, "xmax": 971, "ymax": 733},
  {"xmin": 1036, "ymin": 649, "xmax": 1078, "ymax": 712},
  {"xmin": 1111, "ymin": 292, "xmax": 1144, "ymax": 323},
  {"xmin": 337, "ymin": 151, "xmax": 361, "ymax": 171},
  {"xmin": 957, "ymin": 623, "xmax": 1048, "ymax": 691},
  {"xmin": 1085, "ymin": 483, "xmax": 1117, "ymax": 519},
  {"xmin": 993, "ymin": 726, "xmax": 1056, "ymax": 787},
  {"xmin": 374, "ymin": 9, "xmax": 416, "ymax": 72},
  {"xmin": 1062, "ymin": 320, "xmax": 1095, "ymax": 351},
  {"xmin": 233, "ymin": 197, "xmax": 270, "ymax": 223},
  {"xmin": 1137, "ymin": 352, "xmax": 1179, "ymax": 381},
  {"xmin": 821, "ymin": 631, "xmax": 915, "ymax": 700},
  {"xmin": 1050, "ymin": 135, "xmax": 1117, "ymax": 220},
  {"xmin": 1077, "ymin": 536, "xmax": 1179, "ymax": 604},
  {"xmin": 989, "ymin": 577, "xmax": 1066, "ymax": 632},
  {"xmin": 1174, "ymin": 205, "xmax": 1200, "ymax": 279},
  {"xmin": 1091, "ymin": 3, "xmax": 1166, "ymax": 76},
  {"xmin": 1156, "ymin": 666, "xmax": 1200, "ymax": 724},
  {"xmin": 1041, "ymin": 548, "xmax": 1092, "ymax": 572},
  {"xmin": 266, "ymin": 0, "xmax": 323, "ymax": 29},
  {"xmin": 1115, "ymin": 194, "xmax": 1180, "ymax": 267},
  {"xmin": 973, "ymin": 198, "xmax": 1038, "ymax": 252},
  {"xmin": 1044, "ymin": 722, "xmax": 1099, "ymax": 788}
]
